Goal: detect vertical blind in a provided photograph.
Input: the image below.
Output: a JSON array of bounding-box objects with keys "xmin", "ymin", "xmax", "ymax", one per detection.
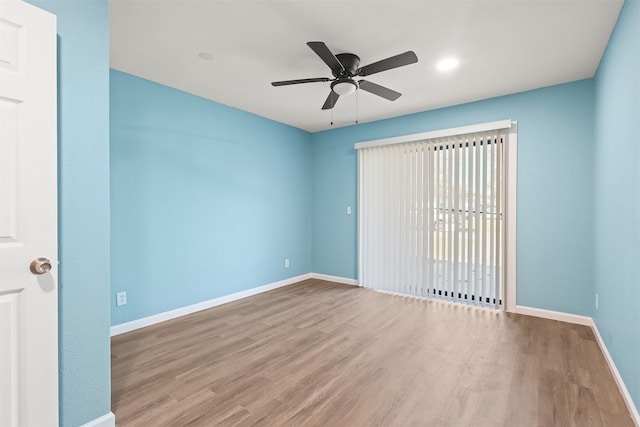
[{"xmin": 358, "ymin": 129, "xmax": 507, "ymax": 309}]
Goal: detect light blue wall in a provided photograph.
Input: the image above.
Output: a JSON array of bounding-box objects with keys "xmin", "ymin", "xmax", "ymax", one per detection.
[
  {"xmin": 110, "ymin": 70, "xmax": 312, "ymax": 325},
  {"xmin": 26, "ymin": 1, "xmax": 111, "ymax": 426},
  {"xmin": 28, "ymin": 0, "xmax": 633, "ymax": 420},
  {"xmin": 312, "ymin": 80, "xmax": 595, "ymax": 316},
  {"xmin": 593, "ymin": 0, "xmax": 640, "ymax": 409}
]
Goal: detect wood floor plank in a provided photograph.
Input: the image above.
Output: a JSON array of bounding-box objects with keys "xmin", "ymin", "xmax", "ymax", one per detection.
[{"xmin": 111, "ymin": 279, "xmax": 634, "ymax": 426}]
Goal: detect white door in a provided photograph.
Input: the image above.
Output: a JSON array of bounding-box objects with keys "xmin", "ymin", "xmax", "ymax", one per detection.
[{"xmin": 0, "ymin": 1, "xmax": 58, "ymax": 425}]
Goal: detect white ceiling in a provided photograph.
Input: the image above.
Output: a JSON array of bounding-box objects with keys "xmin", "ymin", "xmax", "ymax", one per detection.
[{"xmin": 110, "ymin": 0, "xmax": 623, "ymax": 133}]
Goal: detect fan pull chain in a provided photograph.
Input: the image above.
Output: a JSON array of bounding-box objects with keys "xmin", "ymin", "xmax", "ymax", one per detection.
[
  {"xmin": 355, "ymin": 88, "xmax": 359, "ymax": 124},
  {"xmin": 330, "ymin": 104, "xmax": 333, "ymax": 126}
]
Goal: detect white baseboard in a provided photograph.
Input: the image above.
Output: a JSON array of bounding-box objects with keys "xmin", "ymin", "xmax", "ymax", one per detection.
[
  {"xmin": 515, "ymin": 305, "xmax": 638, "ymax": 425},
  {"xmin": 514, "ymin": 305, "xmax": 592, "ymax": 326},
  {"xmin": 80, "ymin": 412, "xmax": 115, "ymax": 427},
  {"xmin": 110, "ymin": 272, "xmax": 360, "ymax": 336},
  {"xmin": 589, "ymin": 319, "xmax": 640, "ymax": 426},
  {"xmin": 110, "ymin": 273, "xmax": 312, "ymax": 336},
  {"xmin": 310, "ymin": 273, "xmax": 359, "ymax": 286}
]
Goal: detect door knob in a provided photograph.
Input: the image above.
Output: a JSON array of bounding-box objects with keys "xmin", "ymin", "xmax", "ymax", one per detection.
[{"xmin": 30, "ymin": 258, "xmax": 52, "ymax": 275}]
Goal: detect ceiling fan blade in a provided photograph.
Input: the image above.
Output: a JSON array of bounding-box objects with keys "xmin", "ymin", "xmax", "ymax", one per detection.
[
  {"xmin": 321, "ymin": 91, "xmax": 339, "ymax": 110},
  {"xmin": 358, "ymin": 80, "xmax": 402, "ymax": 101},
  {"xmin": 271, "ymin": 77, "xmax": 331, "ymax": 87},
  {"xmin": 358, "ymin": 51, "xmax": 418, "ymax": 77},
  {"xmin": 307, "ymin": 41, "xmax": 345, "ymax": 73}
]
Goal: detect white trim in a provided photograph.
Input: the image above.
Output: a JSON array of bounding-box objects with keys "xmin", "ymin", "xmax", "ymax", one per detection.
[
  {"xmin": 514, "ymin": 305, "xmax": 592, "ymax": 326},
  {"xmin": 110, "ymin": 273, "xmax": 312, "ymax": 336},
  {"xmin": 504, "ymin": 123, "xmax": 518, "ymax": 312},
  {"xmin": 590, "ymin": 319, "xmax": 640, "ymax": 426},
  {"xmin": 310, "ymin": 273, "xmax": 359, "ymax": 286},
  {"xmin": 358, "ymin": 150, "xmax": 364, "ymax": 290},
  {"xmin": 354, "ymin": 120, "xmax": 513, "ymax": 150},
  {"xmin": 80, "ymin": 412, "xmax": 115, "ymax": 427}
]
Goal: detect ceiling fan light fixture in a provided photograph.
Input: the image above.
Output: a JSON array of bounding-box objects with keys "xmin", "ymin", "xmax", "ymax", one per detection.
[{"xmin": 331, "ymin": 79, "xmax": 357, "ymax": 96}]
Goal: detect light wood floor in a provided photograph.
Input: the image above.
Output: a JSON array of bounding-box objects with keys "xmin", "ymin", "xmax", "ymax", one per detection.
[{"xmin": 111, "ymin": 279, "xmax": 633, "ymax": 426}]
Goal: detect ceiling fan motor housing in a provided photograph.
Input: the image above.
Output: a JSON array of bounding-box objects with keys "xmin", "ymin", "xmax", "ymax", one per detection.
[
  {"xmin": 330, "ymin": 53, "xmax": 360, "ymax": 95},
  {"xmin": 333, "ymin": 53, "xmax": 361, "ymax": 77}
]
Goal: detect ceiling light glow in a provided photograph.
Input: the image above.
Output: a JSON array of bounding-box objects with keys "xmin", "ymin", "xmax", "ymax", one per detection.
[{"xmin": 437, "ymin": 58, "xmax": 459, "ymax": 72}]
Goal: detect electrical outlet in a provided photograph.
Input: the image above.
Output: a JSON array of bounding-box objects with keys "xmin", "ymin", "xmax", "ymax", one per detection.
[
  {"xmin": 346, "ymin": 206, "xmax": 352, "ymax": 215},
  {"xmin": 116, "ymin": 291, "xmax": 127, "ymax": 307},
  {"xmin": 595, "ymin": 293, "xmax": 599, "ymax": 310},
  {"xmin": 284, "ymin": 258, "xmax": 290, "ymax": 268}
]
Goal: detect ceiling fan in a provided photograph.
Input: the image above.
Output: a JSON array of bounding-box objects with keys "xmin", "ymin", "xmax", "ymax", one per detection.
[{"xmin": 271, "ymin": 41, "xmax": 418, "ymax": 110}]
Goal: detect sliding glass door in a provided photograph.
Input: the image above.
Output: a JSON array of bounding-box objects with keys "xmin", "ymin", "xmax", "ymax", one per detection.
[{"xmin": 357, "ymin": 124, "xmax": 514, "ymax": 309}]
